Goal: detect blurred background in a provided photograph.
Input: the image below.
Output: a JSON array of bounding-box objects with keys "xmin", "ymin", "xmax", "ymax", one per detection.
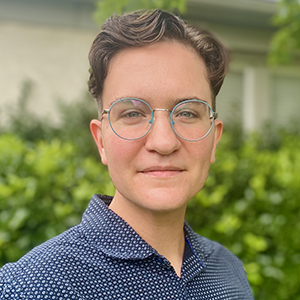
[{"xmin": 0, "ymin": 0, "xmax": 300, "ymax": 299}]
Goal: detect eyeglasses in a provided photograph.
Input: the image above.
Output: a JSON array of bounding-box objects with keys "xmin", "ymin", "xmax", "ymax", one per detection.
[{"xmin": 101, "ymin": 98, "xmax": 217, "ymax": 142}]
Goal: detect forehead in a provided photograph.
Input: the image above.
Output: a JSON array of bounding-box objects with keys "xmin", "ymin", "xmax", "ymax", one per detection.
[{"xmin": 102, "ymin": 41, "xmax": 212, "ymax": 108}]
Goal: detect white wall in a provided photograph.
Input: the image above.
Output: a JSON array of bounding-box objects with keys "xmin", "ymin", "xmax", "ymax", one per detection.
[
  {"xmin": 206, "ymin": 22, "xmax": 300, "ymax": 131},
  {"xmin": 271, "ymin": 73, "xmax": 300, "ymax": 127},
  {"xmin": 0, "ymin": 21, "xmax": 98, "ymax": 126}
]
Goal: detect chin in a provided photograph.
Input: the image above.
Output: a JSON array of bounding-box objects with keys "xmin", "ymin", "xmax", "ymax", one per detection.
[{"xmin": 138, "ymin": 190, "xmax": 190, "ymax": 212}]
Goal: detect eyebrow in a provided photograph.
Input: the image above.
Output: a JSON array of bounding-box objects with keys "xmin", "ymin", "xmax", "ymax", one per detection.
[
  {"xmin": 107, "ymin": 96, "xmax": 139, "ymax": 108},
  {"xmin": 173, "ymin": 97, "xmax": 208, "ymax": 106}
]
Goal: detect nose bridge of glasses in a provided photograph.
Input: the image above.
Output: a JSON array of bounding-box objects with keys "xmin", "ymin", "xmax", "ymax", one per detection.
[
  {"xmin": 152, "ymin": 108, "xmax": 172, "ymax": 113},
  {"xmin": 149, "ymin": 108, "xmax": 174, "ymax": 125}
]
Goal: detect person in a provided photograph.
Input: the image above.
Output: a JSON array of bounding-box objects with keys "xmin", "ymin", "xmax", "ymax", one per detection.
[{"xmin": 0, "ymin": 9, "xmax": 254, "ymax": 299}]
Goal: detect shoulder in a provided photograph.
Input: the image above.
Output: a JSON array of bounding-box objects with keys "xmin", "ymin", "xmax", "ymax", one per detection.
[
  {"xmin": 191, "ymin": 232, "xmax": 253, "ymax": 298},
  {"xmin": 204, "ymin": 236, "xmax": 245, "ymax": 272},
  {"xmin": 186, "ymin": 227, "xmax": 244, "ymax": 270},
  {"xmin": 0, "ymin": 224, "xmax": 86, "ymax": 298},
  {"xmin": 192, "ymin": 232, "xmax": 244, "ymax": 272}
]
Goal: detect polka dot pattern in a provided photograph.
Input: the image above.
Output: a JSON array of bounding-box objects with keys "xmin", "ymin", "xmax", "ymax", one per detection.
[{"xmin": 0, "ymin": 194, "xmax": 254, "ymax": 299}]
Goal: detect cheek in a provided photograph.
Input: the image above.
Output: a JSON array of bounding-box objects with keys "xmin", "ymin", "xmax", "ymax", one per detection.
[
  {"xmin": 104, "ymin": 141, "xmax": 126, "ymax": 187},
  {"xmin": 187, "ymin": 140, "xmax": 215, "ymax": 177},
  {"xmin": 103, "ymin": 139, "xmax": 144, "ymax": 191},
  {"xmin": 188, "ymin": 140, "xmax": 214, "ymax": 161},
  {"xmin": 103, "ymin": 135, "xmax": 142, "ymax": 170}
]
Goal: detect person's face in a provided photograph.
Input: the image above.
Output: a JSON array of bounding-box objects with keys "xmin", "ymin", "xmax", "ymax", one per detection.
[{"xmin": 91, "ymin": 41, "xmax": 222, "ymax": 213}]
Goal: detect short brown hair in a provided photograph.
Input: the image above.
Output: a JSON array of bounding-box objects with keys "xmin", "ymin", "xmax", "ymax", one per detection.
[{"xmin": 88, "ymin": 9, "xmax": 229, "ymax": 112}]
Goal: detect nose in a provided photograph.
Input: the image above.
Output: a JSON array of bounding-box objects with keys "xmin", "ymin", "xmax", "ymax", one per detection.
[{"xmin": 144, "ymin": 110, "xmax": 181, "ymax": 155}]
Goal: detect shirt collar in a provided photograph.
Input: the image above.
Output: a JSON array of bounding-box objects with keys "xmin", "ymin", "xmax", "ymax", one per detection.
[
  {"xmin": 80, "ymin": 194, "xmax": 156, "ymax": 260},
  {"xmin": 181, "ymin": 223, "xmax": 215, "ymax": 282},
  {"xmin": 81, "ymin": 194, "xmax": 214, "ymax": 269},
  {"xmin": 184, "ymin": 222, "xmax": 214, "ymax": 264}
]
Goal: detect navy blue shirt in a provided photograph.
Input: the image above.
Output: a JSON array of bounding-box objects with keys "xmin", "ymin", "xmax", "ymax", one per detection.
[{"xmin": 0, "ymin": 195, "xmax": 254, "ymax": 299}]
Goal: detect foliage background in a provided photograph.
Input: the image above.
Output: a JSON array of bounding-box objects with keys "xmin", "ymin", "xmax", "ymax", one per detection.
[{"xmin": 268, "ymin": 0, "xmax": 300, "ymax": 65}]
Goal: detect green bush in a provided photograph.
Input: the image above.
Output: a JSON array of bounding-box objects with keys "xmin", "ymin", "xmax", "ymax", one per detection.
[
  {"xmin": 0, "ymin": 80, "xmax": 99, "ymax": 158},
  {"xmin": 0, "ymin": 133, "xmax": 114, "ymax": 265}
]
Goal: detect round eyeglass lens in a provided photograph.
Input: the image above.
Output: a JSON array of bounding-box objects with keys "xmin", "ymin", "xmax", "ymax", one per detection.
[
  {"xmin": 171, "ymin": 100, "xmax": 214, "ymax": 141},
  {"xmin": 108, "ymin": 98, "xmax": 153, "ymax": 140}
]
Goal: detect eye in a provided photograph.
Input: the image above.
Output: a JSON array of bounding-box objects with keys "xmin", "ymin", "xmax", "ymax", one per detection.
[
  {"xmin": 173, "ymin": 101, "xmax": 209, "ymax": 122},
  {"xmin": 177, "ymin": 110, "xmax": 198, "ymax": 118},
  {"xmin": 120, "ymin": 110, "xmax": 145, "ymax": 118},
  {"xmin": 175, "ymin": 109, "xmax": 200, "ymax": 119}
]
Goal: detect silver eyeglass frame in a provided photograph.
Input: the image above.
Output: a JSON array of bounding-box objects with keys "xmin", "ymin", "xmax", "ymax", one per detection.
[{"xmin": 101, "ymin": 98, "xmax": 218, "ymax": 142}]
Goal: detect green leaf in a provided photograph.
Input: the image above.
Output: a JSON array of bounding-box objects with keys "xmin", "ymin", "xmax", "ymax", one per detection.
[{"xmin": 8, "ymin": 208, "xmax": 30, "ymax": 231}]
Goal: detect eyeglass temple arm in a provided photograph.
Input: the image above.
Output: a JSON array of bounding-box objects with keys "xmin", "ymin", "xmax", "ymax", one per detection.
[
  {"xmin": 100, "ymin": 109, "xmax": 109, "ymax": 121},
  {"xmin": 211, "ymin": 111, "xmax": 218, "ymax": 119}
]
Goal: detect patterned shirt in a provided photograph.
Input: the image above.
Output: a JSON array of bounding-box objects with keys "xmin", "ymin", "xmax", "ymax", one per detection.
[{"xmin": 0, "ymin": 194, "xmax": 254, "ymax": 299}]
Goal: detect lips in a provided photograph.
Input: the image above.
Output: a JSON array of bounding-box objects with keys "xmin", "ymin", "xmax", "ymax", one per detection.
[{"xmin": 139, "ymin": 166, "xmax": 184, "ymax": 178}]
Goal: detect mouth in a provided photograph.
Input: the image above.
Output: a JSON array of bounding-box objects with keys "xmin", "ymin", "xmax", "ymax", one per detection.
[{"xmin": 139, "ymin": 166, "xmax": 184, "ymax": 178}]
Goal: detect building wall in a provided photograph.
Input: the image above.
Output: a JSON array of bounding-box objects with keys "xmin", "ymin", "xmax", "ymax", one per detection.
[
  {"xmin": 0, "ymin": 21, "xmax": 98, "ymax": 126},
  {"xmin": 0, "ymin": 0, "xmax": 98, "ymax": 127},
  {"xmin": 206, "ymin": 21, "xmax": 300, "ymax": 131}
]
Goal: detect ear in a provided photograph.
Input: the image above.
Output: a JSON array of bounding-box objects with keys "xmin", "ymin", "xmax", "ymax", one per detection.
[
  {"xmin": 90, "ymin": 119, "xmax": 107, "ymax": 165},
  {"xmin": 210, "ymin": 119, "xmax": 223, "ymax": 164}
]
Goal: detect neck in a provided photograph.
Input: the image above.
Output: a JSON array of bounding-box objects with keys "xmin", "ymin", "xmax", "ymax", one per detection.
[{"xmin": 109, "ymin": 193, "xmax": 186, "ymax": 277}]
